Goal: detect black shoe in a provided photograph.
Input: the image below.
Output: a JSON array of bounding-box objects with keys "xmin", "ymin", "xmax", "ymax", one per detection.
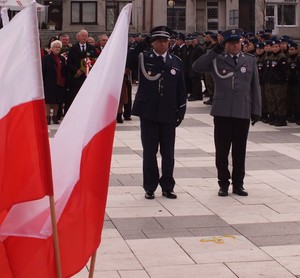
[
  {"xmin": 218, "ymin": 188, "xmax": 228, "ymax": 197},
  {"xmin": 204, "ymin": 99, "xmax": 213, "ymax": 105},
  {"xmin": 162, "ymin": 191, "xmax": 177, "ymax": 199},
  {"xmin": 145, "ymin": 191, "xmax": 155, "ymax": 199},
  {"xmin": 188, "ymin": 96, "xmax": 197, "ymax": 101},
  {"xmin": 124, "ymin": 117, "xmax": 132, "ymax": 121},
  {"xmin": 116, "ymin": 113, "xmax": 123, "ymax": 123},
  {"xmin": 274, "ymin": 120, "xmax": 287, "ymax": 127},
  {"xmin": 232, "ymin": 187, "xmax": 248, "ymax": 196}
]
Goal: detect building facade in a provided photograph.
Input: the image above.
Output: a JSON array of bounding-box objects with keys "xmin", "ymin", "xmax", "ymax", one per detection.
[{"xmin": 37, "ymin": 0, "xmax": 299, "ymax": 38}]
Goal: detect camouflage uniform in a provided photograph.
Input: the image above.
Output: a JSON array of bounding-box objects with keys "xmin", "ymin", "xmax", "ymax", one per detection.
[
  {"xmin": 263, "ymin": 49, "xmax": 289, "ymax": 126},
  {"xmin": 287, "ymin": 52, "xmax": 300, "ymax": 123},
  {"xmin": 256, "ymin": 51, "xmax": 267, "ymax": 122}
]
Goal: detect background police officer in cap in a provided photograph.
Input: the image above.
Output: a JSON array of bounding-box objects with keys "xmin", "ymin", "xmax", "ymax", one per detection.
[
  {"xmin": 131, "ymin": 26, "xmax": 187, "ymax": 200},
  {"xmin": 193, "ymin": 28, "xmax": 261, "ymax": 197}
]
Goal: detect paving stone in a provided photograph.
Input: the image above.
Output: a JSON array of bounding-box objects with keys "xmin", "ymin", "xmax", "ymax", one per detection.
[
  {"xmin": 175, "ymin": 148, "xmax": 213, "ymax": 157},
  {"xmin": 118, "ymin": 229, "xmax": 147, "ymax": 240},
  {"xmin": 178, "ymin": 117, "xmax": 210, "ymax": 127},
  {"xmin": 188, "ymin": 226, "xmax": 240, "ymax": 237},
  {"xmin": 249, "ymin": 131, "xmax": 300, "ymax": 143},
  {"xmin": 233, "ymin": 222, "xmax": 300, "ymax": 237},
  {"xmin": 173, "ymin": 167, "xmax": 216, "ymax": 178},
  {"xmin": 155, "ymin": 215, "xmax": 228, "ymax": 230},
  {"xmin": 247, "ymin": 234, "xmax": 300, "ymax": 247},
  {"xmin": 144, "ymin": 228, "xmax": 194, "ymax": 239},
  {"xmin": 112, "ymin": 146, "xmax": 137, "ymax": 155},
  {"xmin": 115, "ymin": 125, "xmax": 139, "ymax": 131},
  {"xmin": 111, "ymin": 217, "xmax": 163, "ymax": 231},
  {"xmin": 103, "ymin": 220, "xmax": 115, "ymax": 229},
  {"xmin": 226, "ymin": 261, "xmax": 296, "ymax": 278}
]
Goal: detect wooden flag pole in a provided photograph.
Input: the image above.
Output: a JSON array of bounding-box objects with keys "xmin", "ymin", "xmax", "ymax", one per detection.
[
  {"xmin": 49, "ymin": 196, "xmax": 62, "ymax": 278},
  {"xmin": 88, "ymin": 251, "xmax": 97, "ymax": 278}
]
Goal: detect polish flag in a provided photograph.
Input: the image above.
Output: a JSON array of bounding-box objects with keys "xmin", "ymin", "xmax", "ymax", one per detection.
[
  {"xmin": 1, "ymin": 3, "xmax": 132, "ymax": 277},
  {"xmin": 0, "ymin": 2, "xmax": 53, "ymax": 213}
]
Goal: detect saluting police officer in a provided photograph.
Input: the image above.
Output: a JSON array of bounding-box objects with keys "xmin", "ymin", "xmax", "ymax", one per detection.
[
  {"xmin": 131, "ymin": 26, "xmax": 187, "ymax": 200},
  {"xmin": 193, "ymin": 29, "xmax": 261, "ymax": 197}
]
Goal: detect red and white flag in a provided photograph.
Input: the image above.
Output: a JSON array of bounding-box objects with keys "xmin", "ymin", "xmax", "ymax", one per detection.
[
  {"xmin": 1, "ymin": 3, "xmax": 132, "ymax": 277},
  {"xmin": 0, "ymin": 2, "xmax": 53, "ymax": 214}
]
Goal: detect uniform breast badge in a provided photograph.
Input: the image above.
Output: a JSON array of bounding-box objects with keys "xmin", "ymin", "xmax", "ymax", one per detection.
[
  {"xmin": 240, "ymin": 66, "xmax": 246, "ymax": 73},
  {"xmin": 170, "ymin": 69, "xmax": 176, "ymax": 75}
]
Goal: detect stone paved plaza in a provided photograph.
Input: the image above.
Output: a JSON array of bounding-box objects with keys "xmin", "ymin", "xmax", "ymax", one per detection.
[{"xmin": 50, "ymin": 85, "xmax": 300, "ymax": 277}]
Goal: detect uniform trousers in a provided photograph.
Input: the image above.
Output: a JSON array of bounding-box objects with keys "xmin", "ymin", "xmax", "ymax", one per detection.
[
  {"xmin": 214, "ymin": 116, "xmax": 250, "ymax": 189},
  {"xmin": 190, "ymin": 76, "xmax": 203, "ymax": 99},
  {"xmin": 140, "ymin": 118, "xmax": 176, "ymax": 192}
]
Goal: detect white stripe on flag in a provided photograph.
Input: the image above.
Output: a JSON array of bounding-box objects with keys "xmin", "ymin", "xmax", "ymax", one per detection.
[{"xmin": 0, "ymin": 3, "xmax": 132, "ymax": 238}]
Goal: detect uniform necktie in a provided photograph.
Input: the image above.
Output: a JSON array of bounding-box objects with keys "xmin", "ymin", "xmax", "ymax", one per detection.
[
  {"xmin": 158, "ymin": 55, "xmax": 165, "ymax": 64},
  {"xmin": 81, "ymin": 45, "xmax": 85, "ymax": 52},
  {"xmin": 233, "ymin": 55, "xmax": 237, "ymax": 65}
]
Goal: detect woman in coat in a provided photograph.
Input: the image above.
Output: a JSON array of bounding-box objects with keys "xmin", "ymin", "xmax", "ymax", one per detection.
[{"xmin": 42, "ymin": 40, "xmax": 67, "ymax": 124}]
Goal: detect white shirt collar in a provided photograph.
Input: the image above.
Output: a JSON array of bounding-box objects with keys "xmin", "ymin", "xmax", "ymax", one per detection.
[{"xmin": 153, "ymin": 50, "xmax": 167, "ymax": 60}]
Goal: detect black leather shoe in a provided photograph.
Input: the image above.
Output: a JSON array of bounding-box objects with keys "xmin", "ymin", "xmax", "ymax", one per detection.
[
  {"xmin": 218, "ymin": 188, "xmax": 228, "ymax": 197},
  {"xmin": 162, "ymin": 191, "xmax": 177, "ymax": 199},
  {"xmin": 145, "ymin": 191, "xmax": 155, "ymax": 199},
  {"xmin": 232, "ymin": 187, "xmax": 248, "ymax": 196},
  {"xmin": 204, "ymin": 99, "xmax": 213, "ymax": 105}
]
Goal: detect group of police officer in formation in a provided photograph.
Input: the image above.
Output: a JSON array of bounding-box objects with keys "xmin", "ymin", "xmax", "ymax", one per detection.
[{"xmin": 128, "ymin": 29, "xmax": 300, "ymax": 127}]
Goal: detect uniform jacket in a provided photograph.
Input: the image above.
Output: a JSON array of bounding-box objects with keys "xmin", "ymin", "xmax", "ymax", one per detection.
[
  {"xmin": 132, "ymin": 50, "xmax": 186, "ymax": 123},
  {"xmin": 193, "ymin": 48, "xmax": 261, "ymax": 119},
  {"xmin": 263, "ymin": 52, "xmax": 289, "ymax": 84}
]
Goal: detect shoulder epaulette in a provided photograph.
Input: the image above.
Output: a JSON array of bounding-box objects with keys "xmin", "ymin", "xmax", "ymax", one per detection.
[
  {"xmin": 244, "ymin": 52, "xmax": 255, "ymax": 58},
  {"xmin": 170, "ymin": 52, "xmax": 183, "ymax": 63}
]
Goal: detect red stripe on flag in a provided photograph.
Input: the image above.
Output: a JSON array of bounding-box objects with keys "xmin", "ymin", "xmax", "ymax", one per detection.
[
  {"xmin": 0, "ymin": 241, "xmax": 13, "ymax": 278},
  {"xmin": 0, "ymin": 100, "xmax": 53, "ymax": 212},
  {"xmin": 4, "ymin": 121, "xmax": 116, "ymax": 277}
]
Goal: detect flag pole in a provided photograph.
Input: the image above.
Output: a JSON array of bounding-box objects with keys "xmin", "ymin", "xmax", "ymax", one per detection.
[
  {"xmin": 88, "ymin": 252, "xmax": 97, "ymax": 278},
  {"xmin": 49, "ymin": 196, "xmax": 62, "ymax": 278}
]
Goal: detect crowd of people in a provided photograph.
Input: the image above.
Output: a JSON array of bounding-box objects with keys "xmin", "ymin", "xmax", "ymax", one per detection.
[
  {"xmin": 40, "ymin": 28, "xmax": 300, "ymax": 127},
  {"xmin": 40, "ymin": 26, "xmax": 299, "ymax": 198}
]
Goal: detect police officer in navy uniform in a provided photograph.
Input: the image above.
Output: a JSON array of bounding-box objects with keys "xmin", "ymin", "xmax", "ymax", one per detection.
[
  {"xmin": 193, "ymin": 29, "xmax": 261, "ymax": 197},
  {"xmin": 131, "ymin": 26, "xmax": 187, "ymax": 199}
]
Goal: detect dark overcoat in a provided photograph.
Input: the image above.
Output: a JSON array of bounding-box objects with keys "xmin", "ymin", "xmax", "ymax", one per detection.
[{"xmin": 42, "ymin": 52, "xmax": 67, "ymax": 104}]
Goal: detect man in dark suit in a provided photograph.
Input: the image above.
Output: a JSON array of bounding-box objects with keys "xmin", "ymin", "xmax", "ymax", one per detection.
[
  {"xmin": 131, "ymin": 26, "xmax": 187, "ymax": 199},
  {"xmin": 65, "ymin": 29, "xmax": 97, "ymax": 114},
  {"xmin": 193, "ymin": 29, "xmax": 261, "ymax": 197},
  {"xmin": 173, "ymin": 33, "xmax": 190, "ymax": 96}
]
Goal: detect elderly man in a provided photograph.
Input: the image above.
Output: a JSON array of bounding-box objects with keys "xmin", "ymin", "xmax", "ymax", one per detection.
[
  {"xmin": 193, "ymin": 29, "xmax": 261, "ymax": 197},
  {"xmin": 66, "ymin": 29, "xmax": 97, "ymax": 114},
  {"xmin": 131, "ymin": 26, "xmax": 186, "ymax": 199}
]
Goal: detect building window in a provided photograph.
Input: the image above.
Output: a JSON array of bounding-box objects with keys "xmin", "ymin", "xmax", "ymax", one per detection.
[
  {"xmin": 167, "ymin": 0, "xmax": 186, "ymax": 31},
  {"xmin": 278, "ymin": 4, "xmax": 296, "ymax": 26},
  {"xmin": 207, "ymin": 2, "xmax": 218, "ymax": 31},
  {"xmin": 105, "ymin": 1, "xmax": 131, "ymax": 31},
  {"xmin": 71, "ymin": 1, "xmax": 97, "ymax": 24},
  {"xmin": 265, "ymin": 5, "xmax": 274, "ymax": 30},
  {"xmin": 229, "ymin": 9, "xmax": 239, "ymax": 26},
  {"xmin": 265, "ymin": 4, "xmax": 296, "ymax": 28}
]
